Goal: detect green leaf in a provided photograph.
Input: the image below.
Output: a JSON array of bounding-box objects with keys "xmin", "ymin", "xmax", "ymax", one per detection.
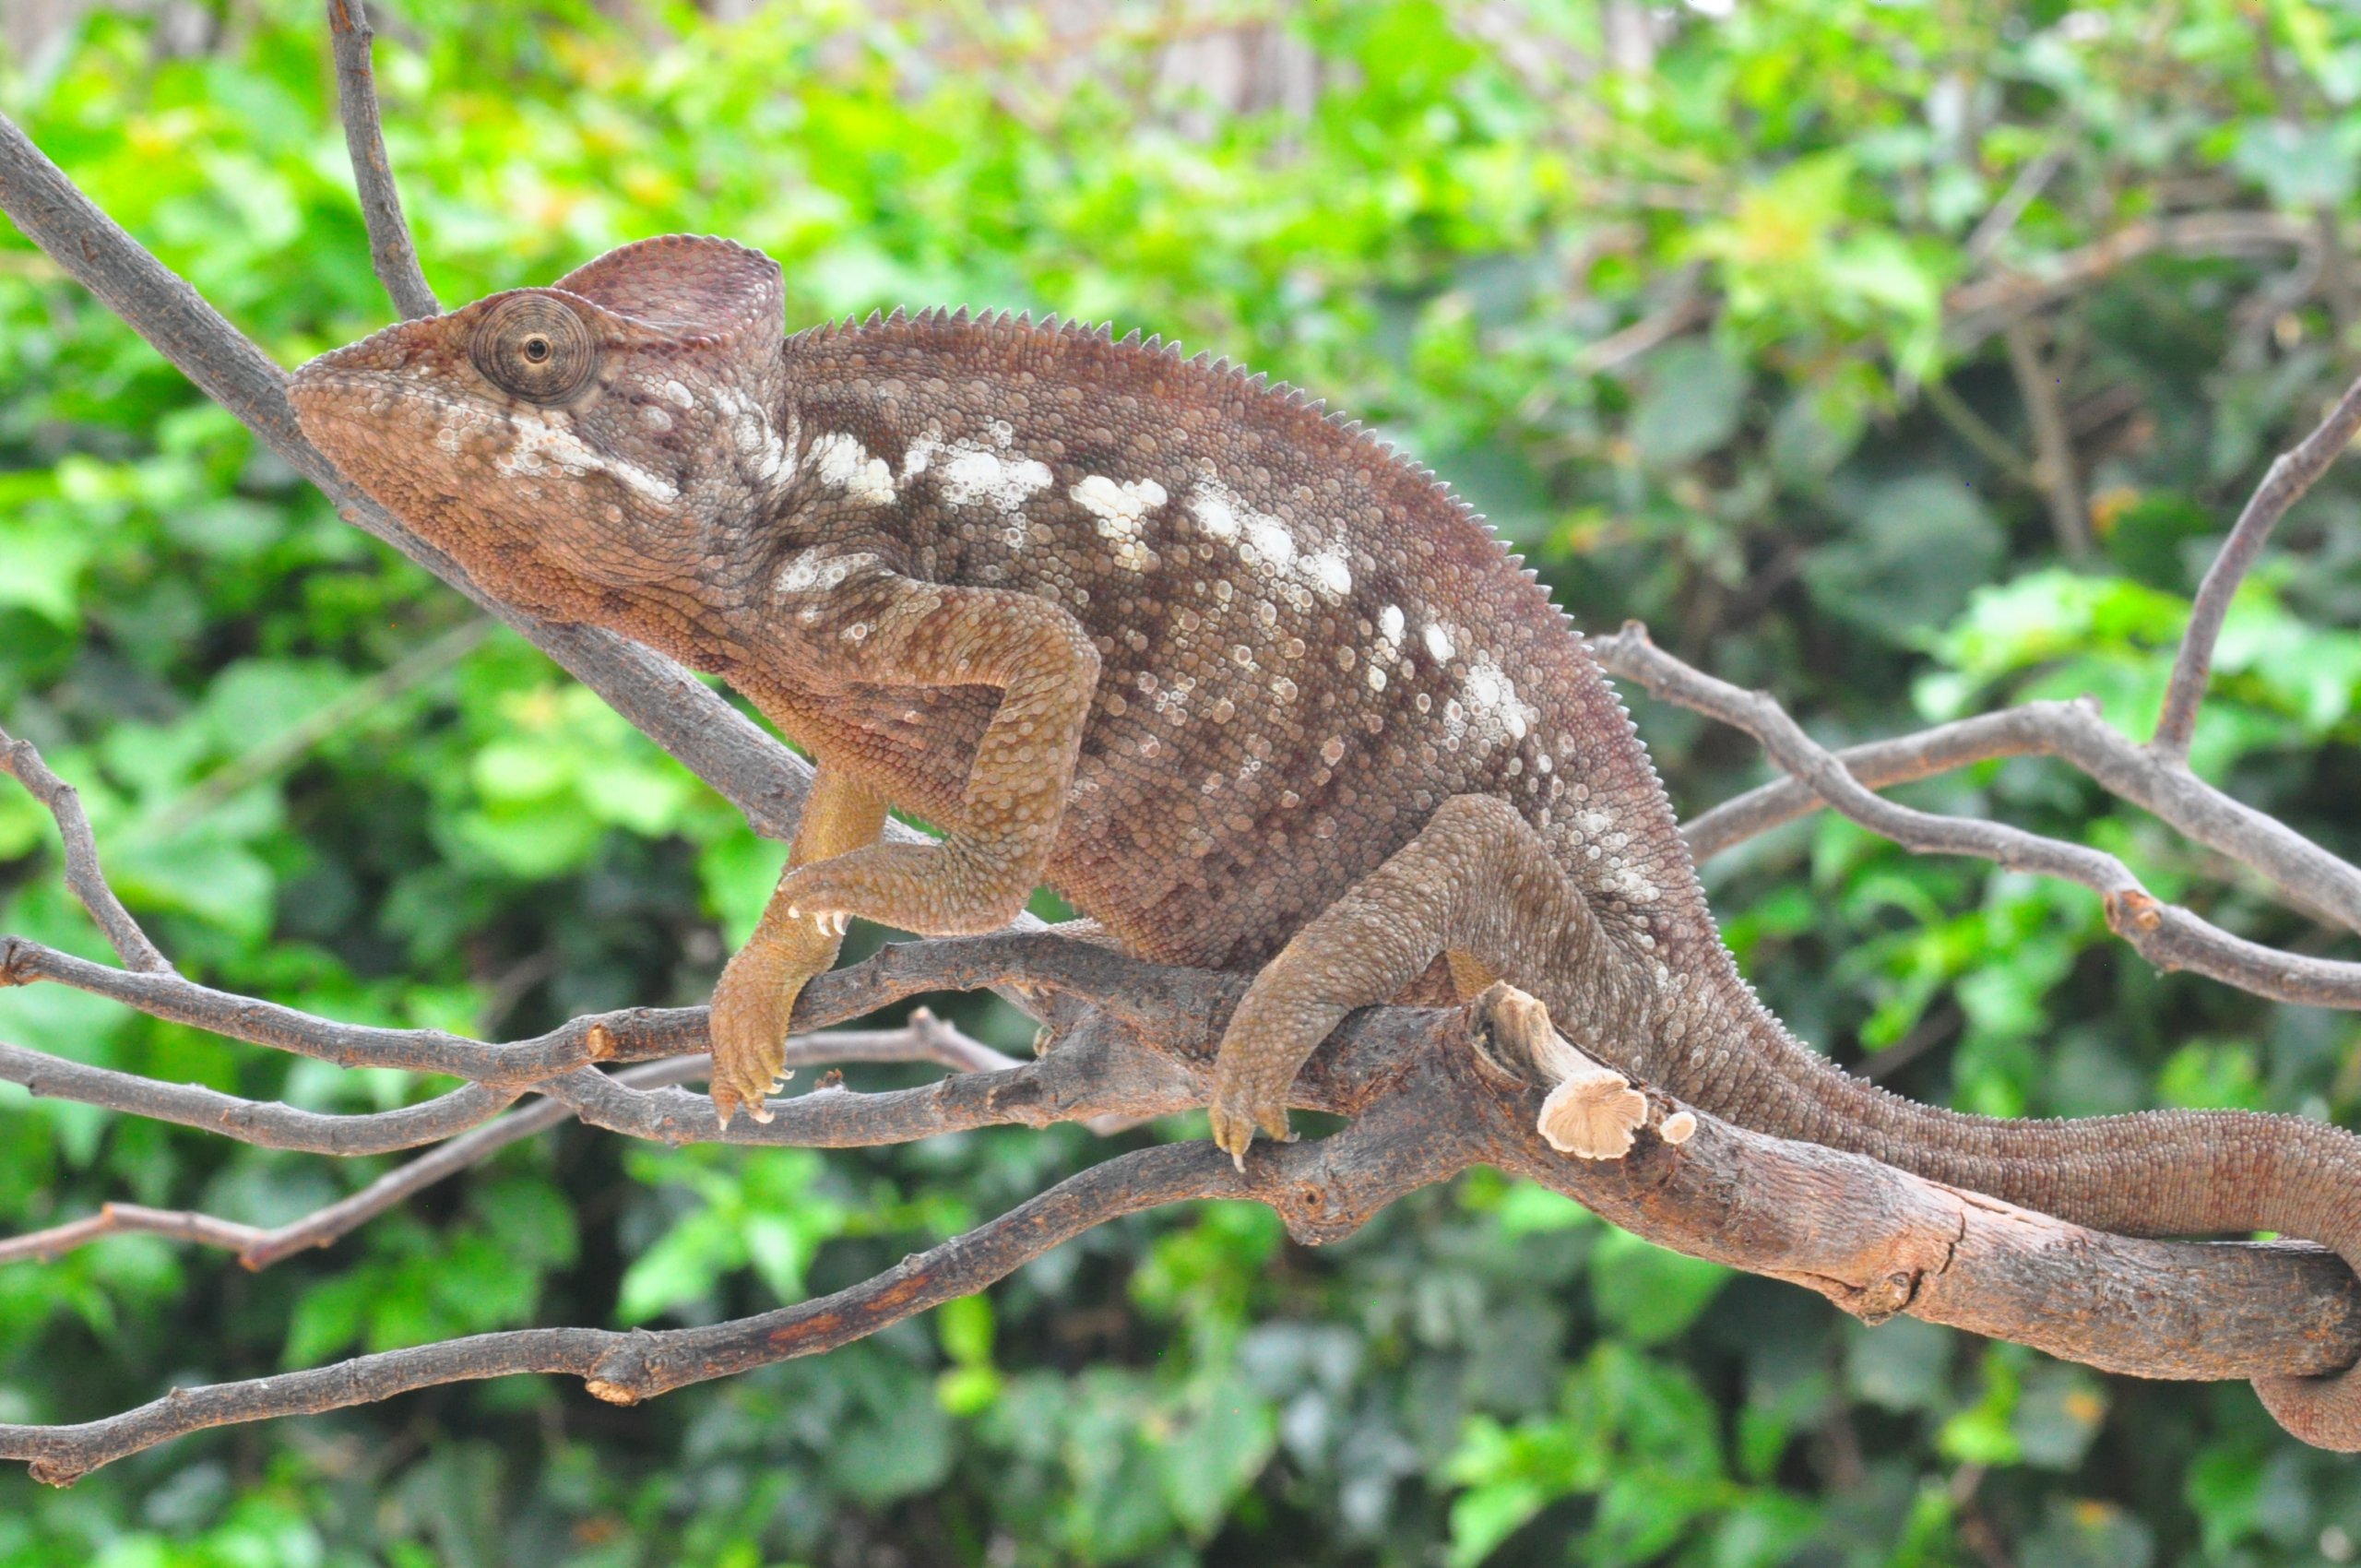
[
  {"xmin": 1589, "ymin": 1228, "xmax": 1730, "ymax": 1347},
  {"xmin": 1629, "ymin": 340, "xmax": 1747, "ymax": 469},
  {"xmin": 1157, "ymin": 1378, "xmax": 1277, "ymax": 1538}
]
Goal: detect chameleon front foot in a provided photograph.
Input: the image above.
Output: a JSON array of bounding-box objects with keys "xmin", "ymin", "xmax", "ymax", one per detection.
[{"xmin": 708, "ymin": 909, "xmax": 845, "ymax": 1126}]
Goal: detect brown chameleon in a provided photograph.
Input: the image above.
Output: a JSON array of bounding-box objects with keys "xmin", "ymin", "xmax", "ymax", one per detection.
[{"xmin": 290, "ymin": 234, "xmax": 2361, "ymax": 1450}]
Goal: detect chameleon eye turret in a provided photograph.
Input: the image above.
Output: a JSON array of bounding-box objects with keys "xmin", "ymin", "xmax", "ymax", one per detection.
[{"xmin": 469, "ymin": 292, "xmax": 598, "ymax": 405}]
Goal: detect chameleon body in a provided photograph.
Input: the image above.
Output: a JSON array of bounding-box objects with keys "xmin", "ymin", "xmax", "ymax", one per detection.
[{"xmin": 290, "ymin": 235, "xmax": 2361, "ymax": 1449}]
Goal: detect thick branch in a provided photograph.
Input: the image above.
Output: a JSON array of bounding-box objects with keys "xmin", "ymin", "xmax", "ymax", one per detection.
[
  {"xmin": 6, "ymin": 993, "xmax": 2356, "ymax": 1484},
  {"xmin": 325, "ymin": 0, "xmax": 438, "ymax": 320}
]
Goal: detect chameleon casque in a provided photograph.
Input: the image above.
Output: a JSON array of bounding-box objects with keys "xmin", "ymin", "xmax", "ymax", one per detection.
[{"xmin": 289, "ymin": 234, "xmax": 2361, "ymax": 1450}]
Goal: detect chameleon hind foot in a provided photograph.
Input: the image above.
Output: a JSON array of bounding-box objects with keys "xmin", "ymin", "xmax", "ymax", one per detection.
[{"xmin": 1208, "ymin": 794, "xmax": 1649, "ymax": 1166}]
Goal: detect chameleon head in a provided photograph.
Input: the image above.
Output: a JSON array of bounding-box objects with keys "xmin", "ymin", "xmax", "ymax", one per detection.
[{"xmin": 290, "ymin": 235, "xmax": 789, "ymax": 621}]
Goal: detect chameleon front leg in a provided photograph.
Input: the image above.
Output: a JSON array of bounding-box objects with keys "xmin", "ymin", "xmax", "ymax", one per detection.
[
  {"xmin": 754, "ymin": 551, "xmax": 1099, "ymax": 960},
  {"xmin": 1207, "ymin": 794, "xmax": 1655, "ymax": 1165},
  {"xmin": 708, "ymin": 766, "xmax": 888, "ymax": 1124}
]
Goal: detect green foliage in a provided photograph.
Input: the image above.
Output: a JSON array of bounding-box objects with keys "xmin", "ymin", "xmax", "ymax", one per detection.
[{"xmin": 2, "ymin": 0, "xmax": 2360, "ymax": 1562}]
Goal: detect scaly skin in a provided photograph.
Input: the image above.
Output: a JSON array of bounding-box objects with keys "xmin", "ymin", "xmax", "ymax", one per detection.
[{"xmin": 289, "ymin": 234, "xmax": 2361, "ymax": 1448}]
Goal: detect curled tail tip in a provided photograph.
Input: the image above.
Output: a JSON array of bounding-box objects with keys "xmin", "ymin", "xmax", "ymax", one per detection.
[{"xmin": 2256, "ymin": 1372, "xmax": 2361, "ymax": 1453}]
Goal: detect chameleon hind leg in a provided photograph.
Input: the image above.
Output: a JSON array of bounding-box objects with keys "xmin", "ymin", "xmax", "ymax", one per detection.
[
  {"xmin": 1206, "ymin": 793, "xmax": 1655, "ymax": 1164},
  {"xmin": 709, "ymin": 766, "xmax": 888, "ymax": 1125}
]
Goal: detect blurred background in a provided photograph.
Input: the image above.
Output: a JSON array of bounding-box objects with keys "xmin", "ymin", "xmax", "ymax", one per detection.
[{"xmin": 2, "ymin": 0, "xmax": 2360, "ymax": 1562}]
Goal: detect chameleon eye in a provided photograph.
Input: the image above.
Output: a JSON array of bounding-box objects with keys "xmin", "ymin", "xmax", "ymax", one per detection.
[{"xmin": 469, "ymin": 294, "xmax": 597, "ymax": 405}]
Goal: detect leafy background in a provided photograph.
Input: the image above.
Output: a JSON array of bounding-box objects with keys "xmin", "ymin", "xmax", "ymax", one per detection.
[{"xmin": 2, "ymin": 0, "xmax": 2360, "ymax": 1562}]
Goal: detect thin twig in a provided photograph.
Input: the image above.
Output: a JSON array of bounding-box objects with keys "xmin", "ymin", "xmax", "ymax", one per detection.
[
  {"xmin": 1946, "ymin": 211, "xmax": 2315, "ymax": 342},
  {"xmin": 324, "ymin": 0, "xmax": 438, "ymax": 320},
  {"xmin": 0, "ymin": 725, "xmax": 169, "ymax": 974},
  {"xmin": 0, "ymin": 1141, "xmax": 1240, "ymax": 1484},
  {"xmin": 0, "ymin": 1015, "xmax": 1035, "ymax": 1273},
  {"xmin": 1920, "ymin": 376, "xmax": 2039, "ymax": 489},
  {"xmin": 2153, "ymin": 368, "xmax": 2361, "ymax": 759},
  {"xmin": 0, "ymin": 1040, "xmax": 523, "ymax": 1154},
  {"xmin": 1594, "ymin": 624, "xmax": 2361, "ymax": 1007},
  {"xmin": 1667, "ymin": 696, "xmax": 2361, "ymax": 936},
  {"xmin": 2003, "ymin": 316, "xmax": 2090, "ymax": 557},
  {"xmin": 2, "ymin": 940, "xmax": 626, "ymax": 1082},
  {"xmin": 1964, "ymin": 143, "xmax": 2068, "ymax": 267}
]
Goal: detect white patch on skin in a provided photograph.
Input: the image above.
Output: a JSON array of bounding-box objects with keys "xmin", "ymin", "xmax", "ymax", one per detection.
[
  {"xmin": 808, "ymin": 432, "xmax": 896, "ymax": 505},
  {"xmin": 1189, "ymin": 487, "xmax": 1240, "ymax": 539},
  {"xmin": 772, "ymin": 548, "xmax": 880, "ymax": 600},
  {"xmin": 642, "ymin": 406, "xmax": 673, "ymax": 433},
  {"xmin": 1187, "ymin": 480, "xmax": 1353, "ymax": 603},
  {"xmin": 1461, "ymin": 653, "xmax": 1537, "ymax": 744},
  {"xmin": 905, "ymin": 435, "xmax": 1052, "ymax": 515},
  {"xmin": 1244, "ymin": 515, "xmax": 1296, "ymax": 570},
  {"xmin": 1605, "ymin": 862, "xmax": 1661, "ymax": 903},
  {"xmin": 663, "ymin": 380, "xmax": 695, "ymax": 411},
  {"xmin": 1378, "ymin": 605, "xmax": 1406, "ymax": 645},
  {"xmin": 1424, "ymin": 623, "xmax": 1456, "ymax": 662},
  {"xmin": 1070, "ymin": 474, "xmax": 1169, "ymax": 573},
  {"xmin": 494, "ymin": 415, "xmax": 679, "ymax": 506}
]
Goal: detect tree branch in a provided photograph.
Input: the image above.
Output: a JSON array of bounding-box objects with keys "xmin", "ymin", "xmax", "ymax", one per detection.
[
  {"xmin": 325, "ymin": 0, "xmax": 438, "ymax": 320},
  {"xmin": 6, "ymin": 993, "xmax": 2356, "ymax": 1484},
  {"xmin": 2002, "ymin": 315, "xmax": 2091, "ymax": 557},
  {"xmin": 0, "ymin": 111, "xmax": 818, "ymax": 842},
  {"xmin": 1670, "ymin": 696, "xmax": 2361, "ymax": 937},
  {"xmin": 0, "ymin": 1014, "xmax": 1026, "ymax": 1274},
  {"xmin": 0, "ymin": 1039, "xmax": 524, "ymax": 1155},
  {"xmin": 1594, "ymin": 624, "xmax": 2361, "ymax": 1007},
  {"xmin": 0, "ymin": 1140, "xmax": 1238, "ymax": 1485},
  {"xmin": 0, "ymin": 724, "xmax": 169, "ymax": 974},
  {"xmin": 2153, "ymin": 367, "xmax": 2361, "ymax": 759}
]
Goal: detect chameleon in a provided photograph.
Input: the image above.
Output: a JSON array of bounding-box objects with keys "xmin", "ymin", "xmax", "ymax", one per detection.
[{"xmin": 289, "ymin": 233, "xmax": 2361, "ymax": 1450}]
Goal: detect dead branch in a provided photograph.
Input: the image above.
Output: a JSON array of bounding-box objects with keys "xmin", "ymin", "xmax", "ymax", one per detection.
[
  {"xmin": 2002, "ymin": 316, "xmax": 2091, "ymax": 557},
  {"xmin": 3, "ymin": 987, "xmax": 2355, "ymax": 1484},
  {"xmin": 325, "ymin": 0, "xmax": 438, "ymax": 320},
  {"xmin": 0, "ymin": 725, "xmax": 169, "ymax": 974},
  {"xmin": 0, "ymin": 1016, "xmax": 1024, "ymax": 1273},
  {"xmin": 1594, "ymin": 624, "xmax": 2361, "ymax": 1007},
  {"xmin": 0, "ymin": 1040, "xmax": 525, "ymax": 1155},
  {"xmin": 2153, "ymin": 369, "xmax": 2361, "ymax": 758}
]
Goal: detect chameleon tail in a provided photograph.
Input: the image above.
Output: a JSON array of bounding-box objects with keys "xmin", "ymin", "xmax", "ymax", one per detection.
[{"xmin": 1678, "ymin": 1004, "xmax": 2361, "ymax": 1451}]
